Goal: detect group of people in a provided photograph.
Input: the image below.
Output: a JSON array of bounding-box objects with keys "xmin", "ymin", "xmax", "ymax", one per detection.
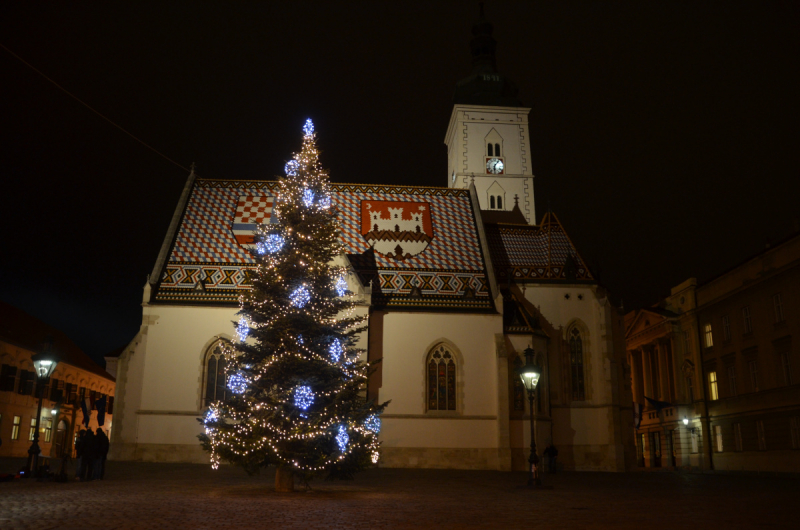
[{"xmin": 74, "ymin": 428, "xmax": 110, "ymax": 481}]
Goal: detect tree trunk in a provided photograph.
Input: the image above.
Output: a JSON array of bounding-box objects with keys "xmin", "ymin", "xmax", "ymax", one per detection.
[{"xmin": 275, "ymin": 465, "xmax": 294, "ymax": 492}]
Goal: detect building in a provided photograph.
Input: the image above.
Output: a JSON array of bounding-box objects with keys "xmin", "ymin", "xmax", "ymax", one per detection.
[
  {"xmin": 626, "ymin": 233, "xmax": 800, "ymax": 473},
  {"xmin": 111, "ymin": 10, "xmax": 635, "ymax": 471},
  {"xmin": 0, "ymin": 301, "xmax": 115, "ymax": 460}
]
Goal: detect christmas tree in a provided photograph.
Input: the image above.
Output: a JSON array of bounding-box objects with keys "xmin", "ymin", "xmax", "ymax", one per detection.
[{"xmin": 199, "ymin": 119, "xmax": 387, "ymax": 490}]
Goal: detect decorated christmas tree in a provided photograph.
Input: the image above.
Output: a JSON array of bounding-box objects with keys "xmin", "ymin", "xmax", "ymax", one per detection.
[{"xmin": 199, "ymin": 119, "xmax": 387, "ymax": 490}]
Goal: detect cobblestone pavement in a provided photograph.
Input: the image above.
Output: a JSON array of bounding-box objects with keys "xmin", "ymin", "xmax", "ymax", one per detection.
[{"xmin": 0, "ymin": 457, "xmax": 796, "ymax": 529}]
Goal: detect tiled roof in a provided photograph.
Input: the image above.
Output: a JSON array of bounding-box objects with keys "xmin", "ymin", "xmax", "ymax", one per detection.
[
  {"xmin": 0, "ymin": 301, "xmax": 114, "ymax": 381},
  {"xmin": 153, "ymin": 180, "xmax": 493, "ymax": 311},
  {"xmin": 484, "ymin": 212, "xmax": 594, "ymax": 283}
]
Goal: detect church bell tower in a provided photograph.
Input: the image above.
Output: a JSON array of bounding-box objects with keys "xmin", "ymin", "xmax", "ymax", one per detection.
[{"xmin": 444, "ymin": 6, "xmax": 535, "ymax": 224}]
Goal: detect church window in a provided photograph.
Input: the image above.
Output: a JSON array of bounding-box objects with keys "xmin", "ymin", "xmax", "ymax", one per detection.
[
  {"xmin": 487, "ymin": 144, "xmax": 493, "ymax": 156},
  {"xmin": 490, "ymin": 196, "xmax": 496, "ymax": 209},
  {"xmin": 427, "ymin": 344, "xmax": 456, "ymax": 411},
  {"xmin": 569, "ymin": 327, "xmax": 585, "ymax": 401},
  {"xmin": 204, "ymin": 340, "xmax": 230, "ymax": 407},
  {"xmin": 497, "ymin": 196, "xmax": 502, "ymax": 209},
  {"xmin": 495, "ymin": 143, "xmax": 501, "ymax": 156}
]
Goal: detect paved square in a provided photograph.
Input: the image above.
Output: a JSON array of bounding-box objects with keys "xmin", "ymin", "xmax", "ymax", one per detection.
[{"xmin": 0, "ymin": 458, "xmax": 796, "ymax": 529}]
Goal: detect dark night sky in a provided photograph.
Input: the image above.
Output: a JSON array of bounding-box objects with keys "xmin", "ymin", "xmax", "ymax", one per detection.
[{"xmin": 1, "ymin": 1, "xmax": 798, "ymax": 367}]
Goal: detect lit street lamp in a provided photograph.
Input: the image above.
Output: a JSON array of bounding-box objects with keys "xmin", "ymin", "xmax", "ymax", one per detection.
[
  {"xmin": 27, "ymin": 343, "xmax": 59, "ymax": 476},
  {"xmin": 517, "ymin": 346, "xmax": 543, "ymax": 487}
]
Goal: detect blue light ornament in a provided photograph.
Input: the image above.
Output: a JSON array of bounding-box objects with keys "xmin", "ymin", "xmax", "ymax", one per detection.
[
  {"xmin": 335, "ymin": 276, "xmax": 347, "ymax": 297},
  {"xmin": 294, "ymin": 385, "xmax": 314, "ymax": 411},
  {"xmin": 227, "ymin": 372, "xmax": 247, "ymax": 394},
  {"xmin": 303, "ymin": 118, "xmax": 314, "ymax": 136},
  {"xmin": 336, "ymin": 425, "xmax": 349, "ymax": 452},
  {"xmin": 285, "ymin": 159, "xmax": 299, "ymax": 176},
  {"xmin": 302, "ymin": 188, "xmax": 315, "ymax": 208},
  {"xmin": 290, "ymin": 285, "xmax": 311, "ymax": 308},
  {"xmin": 235, "ymin": 317, "xmax": 249, "ymax": 342},
  {"xmin": 364, "ymin": 414, "xmax": 381, "ymax": 434},
  {"xmin": 329, "ymin": 339, "xmax": 343, "ymax": 363}
]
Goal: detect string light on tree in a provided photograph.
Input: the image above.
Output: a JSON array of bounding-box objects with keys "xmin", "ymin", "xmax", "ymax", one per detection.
[
  {"xmin": 294, "ymin": 385, "xmax": 314, "ymax": 411},
  {"xmin": 335, "ymin": 276, "xmax": 347, "ymax": 297},
  {"xmin": 228, "ymin": 372, "xmax": 248, "ymax": 394},
  {"xmin": 285, "ymin": 160, "xmax": 299, "ymax": 176},
  {"xmin": 303, "ymin": 118, "xmax": 314, "ymax": 136},
  {"xmin": 329, "ymin": 339, "xmax": 343, "ymax": 363},
  {"xmin": 235, "ymin": 317, "xmax": 250, "ymax": 342},
  {"xmin": 198, "ymin": 118, "xmax": 387, "ymax": 490},
  {"xmin": 302, "ymin": 188, "xmax": 315, "ymax": 208},
  {"xmin": 290, "ymin": 285, "xmax": 311, "ymax": 308},
  {"xmin": 335, "ymin": 425, "xmax": 349, "ymax": 452}
]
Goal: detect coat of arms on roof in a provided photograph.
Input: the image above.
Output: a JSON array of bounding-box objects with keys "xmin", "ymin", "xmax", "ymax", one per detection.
[
  {"xmin": 232, "ymin": 195, "xmax": 275, "ymax": 248},
  {"xmin": 360, "ymin": 200, "xmax": 433, "ymax": 260}
]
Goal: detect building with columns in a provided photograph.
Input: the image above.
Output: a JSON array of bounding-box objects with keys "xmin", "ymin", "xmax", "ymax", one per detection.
[
  {"xmin": 111, "ymin": 9, "xmax": 635, "ymax": 472},
  {"xmin": 626, "ymin": 233, "xmax": 800, "ymax": 473}
]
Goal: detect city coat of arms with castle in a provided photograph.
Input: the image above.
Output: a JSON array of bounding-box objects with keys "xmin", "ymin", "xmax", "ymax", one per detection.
[{"xmin": 361, "ymin": 200, "xmax": 433, "ymax": 260}]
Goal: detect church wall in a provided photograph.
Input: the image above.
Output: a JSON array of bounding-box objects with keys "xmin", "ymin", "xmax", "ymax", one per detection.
[{"xmin": 377, "ymin": 311, "xmax": 506, "ymax": 469}]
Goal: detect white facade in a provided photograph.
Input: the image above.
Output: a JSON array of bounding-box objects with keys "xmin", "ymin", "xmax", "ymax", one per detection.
[{"xmin": 445, "ymin": 104, "xmax": 535, "ymax": 223}]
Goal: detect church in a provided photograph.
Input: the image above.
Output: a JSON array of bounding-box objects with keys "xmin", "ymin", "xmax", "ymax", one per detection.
[{"xmin": 110, "ymin": 11, "xmax": 636, "ymax": 472}]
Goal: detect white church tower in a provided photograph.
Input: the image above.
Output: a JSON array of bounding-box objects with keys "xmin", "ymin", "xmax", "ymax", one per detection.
[{"xmin": 444, "ymin": 6, "xmax": 535, "ymax": 224}]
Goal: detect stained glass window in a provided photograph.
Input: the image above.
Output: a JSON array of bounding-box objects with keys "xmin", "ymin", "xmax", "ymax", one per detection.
[
  {"xmin": 570, "ymin": 328, "xmax": 585, "ymax": 401},
  {"xmin": 427, "ymin": 344, "xmax": 456, "ymax": 411},
  {"xmin": 204, "ymin": 341, "xmax": 229, "ymax": 407}
]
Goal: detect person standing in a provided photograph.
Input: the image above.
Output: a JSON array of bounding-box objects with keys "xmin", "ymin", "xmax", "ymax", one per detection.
[
  {"xmin": 81, "ymin": 429, "xmax": 97, "ymax": 481},
  {"xmin": 543, "ymin": 443, "xmax": 558, "ymax": 473},
  {"xmin": 74, "ymin": 430, "xmax": 86, "ymax": 480},
  {"xmin": 94, "ymin": 429, "xmax": 110, "ymax": 480}
]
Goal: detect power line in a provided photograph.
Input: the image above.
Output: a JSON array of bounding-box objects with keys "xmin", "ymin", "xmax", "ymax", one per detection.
[{"xmin": 1, "ymin": 42, "xmax": 190, "ymax": 173}]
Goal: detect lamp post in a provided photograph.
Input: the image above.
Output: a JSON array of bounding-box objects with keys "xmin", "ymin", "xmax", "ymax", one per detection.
[
  {"xmin": 517, "ymin": 346, "xmax": 542, "ymax": 487},
  {"xmin": 27, "ymin": 345, "xmax": 59, "ymax": 476}
]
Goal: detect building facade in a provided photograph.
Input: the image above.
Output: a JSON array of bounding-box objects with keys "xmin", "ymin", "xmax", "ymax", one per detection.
[
  {"xmin": 0, "ymin": 302, "xmax": 115, "ymax": 460},
  {"xmin": 626, "ymin": 234, "xmax": 800, "ymax": 473},
  {"xmin": 110, "ymin": 11, "xmax": 635, "ymax": 472}
]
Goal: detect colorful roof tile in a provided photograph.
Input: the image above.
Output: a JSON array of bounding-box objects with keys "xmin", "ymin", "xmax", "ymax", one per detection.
[
  {"xmin": 484, "ymin": 212, "xmax": 594, "ymax": 283},
  {"xmin": 152, "ymin": 179, "xmax": 493, "ymax": 311}
]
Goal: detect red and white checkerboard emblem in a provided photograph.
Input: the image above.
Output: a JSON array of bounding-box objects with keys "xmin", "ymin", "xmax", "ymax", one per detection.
[{"xmin": 232, "ymin": 195, "xmax": 275, "ymax": 248}]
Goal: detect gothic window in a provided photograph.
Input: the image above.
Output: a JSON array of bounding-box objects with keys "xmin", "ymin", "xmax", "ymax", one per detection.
[
  {"xmin": 490, "ymin": 196, "xmax": 496, "ymax": 209},
  {"xmin": 204, "ymin": 340, "xmax": 230, "ymax": 407},
  {"xmin": 569, "ymin": 327, "xmax": 586, "ymax": 401},
  {"xmin": 495, "ymin": 143, "xmax": 501, "ymax": 156},
  {"xmin": 497, "ymin": 196, "xmax": 502, "ymax": 209},
  {"xmin": 512, "ymin": 356, "xmax": 525, "ymax": 411},
  {"xmin": 487, "ymin": 143, "xmax": 493, "ymax": 156},
  {"xmin": 427, "ymin": 344, "xmax": 456, "ymax": 411}
]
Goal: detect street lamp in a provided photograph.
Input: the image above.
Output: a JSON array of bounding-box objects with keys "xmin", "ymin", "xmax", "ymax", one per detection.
[
  {"xmin": 27, "ymin": 344, "xmax": 59, "ymax": 476},
  {"xmin": 517, "ymin": 346, "xmax": 542, "ymax": 487},
  {"xmin": 683, "ymin": 417, "xmax": 689, "ymax": 426}
]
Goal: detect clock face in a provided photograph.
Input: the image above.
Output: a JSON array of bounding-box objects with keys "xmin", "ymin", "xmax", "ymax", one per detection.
[{"xmin": 486, "ymin": 157, "xmax": 504, "ymax": 174}]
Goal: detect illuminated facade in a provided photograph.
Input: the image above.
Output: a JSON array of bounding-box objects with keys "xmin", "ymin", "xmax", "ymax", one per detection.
[
  {"xmin": 626, "ymin": 234, "xmax": 800, "ymax": 473},
  {"xmin": 110, "ymin": 10, "xmax": 636, "ymax": 471}
]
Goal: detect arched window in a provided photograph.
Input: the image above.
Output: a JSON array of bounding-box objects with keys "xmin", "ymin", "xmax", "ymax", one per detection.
[
  {"xmin": 569, "ymin": 328, "xmax": 585, "ymax": 400},
  {"xmin": 495, "ymin": 143, "xmax": 501, "ymax": 156},
  {"xmin": 490, "ymin": 196, "xmax": 496, "ymax": 209},
  {"xmin": 497, "ymin": 196, "xmax": 503, "ymax": 209},
  {"xmin": 204, "ymin": 340, "xmax": 230, "ymax": 407},
  {"xmin": 487, "ymin": 143, "xmax": 493, "ymax": 156},
  {"xmin": 427, "ymin": 344, "xmax": 456, "ymax": 411}
]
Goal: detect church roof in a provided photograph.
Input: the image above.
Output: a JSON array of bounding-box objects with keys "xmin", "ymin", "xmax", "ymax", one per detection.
[
  {"xmin": 151, "ymin": 178, "xmax": 494, "ymax": 312},
  {"xmin": 484, "ymin": 212, "xmax": 595, "ymax": 283}
]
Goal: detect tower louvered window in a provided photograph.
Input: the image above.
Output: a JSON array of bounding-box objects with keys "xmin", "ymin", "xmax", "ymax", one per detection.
[
  {"xmin": 427, "ymin": 344, "xmax": 456, "ymax": 411},
  {"xmin": 570, "ymin": 328, "xmax": 585, "ymax": 401},
  {"xmin": 204, "ymin": 341, "xmax": 229, "ymax": 407}
]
